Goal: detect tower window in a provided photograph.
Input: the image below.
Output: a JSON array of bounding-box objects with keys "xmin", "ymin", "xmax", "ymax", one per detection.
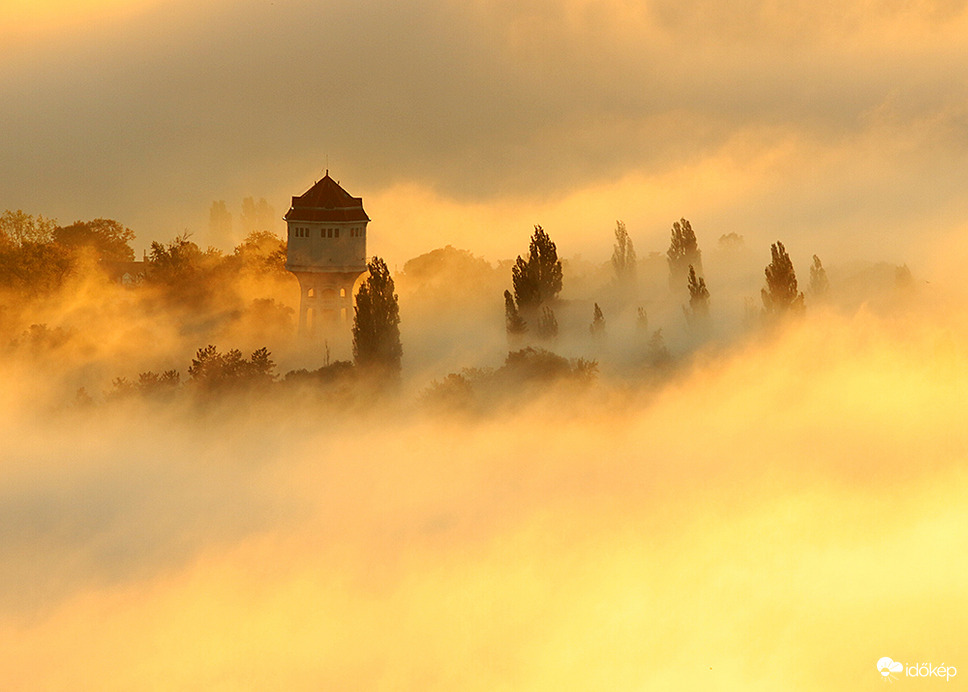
[{"xmin": 335, "ymin": 229, "xmax": 339, "ymax": 238}]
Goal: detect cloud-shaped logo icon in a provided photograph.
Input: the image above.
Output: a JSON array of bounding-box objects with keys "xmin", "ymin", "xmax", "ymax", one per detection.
[{"xmin": 878, "ymin": 657, "xmax": 903, "ymax": 678}]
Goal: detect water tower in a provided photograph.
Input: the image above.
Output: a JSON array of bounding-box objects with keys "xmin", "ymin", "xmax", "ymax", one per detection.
[{"xmin": 284, "ymin": 172, "xmax": 369, "ymax": 337}]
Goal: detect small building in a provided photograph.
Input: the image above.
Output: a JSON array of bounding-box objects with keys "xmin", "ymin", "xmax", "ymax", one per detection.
[
  {"xmin": 101, "ymin": 258, "xmax": 148, "ymax": 285},
  {"xmin": 284, "ymin": 172, "xmax": 369, "ymax": 337}
]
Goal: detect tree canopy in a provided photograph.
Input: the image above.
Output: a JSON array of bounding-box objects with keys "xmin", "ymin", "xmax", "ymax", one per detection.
[
  {"xmin": 611, "ymin": 220, "xmax": 636, "ymax": 292},
  {"xmin": 54, "ymin": 218, "xmax": 135, "ymax": 262},
  {"xmin": 353, "ymin": 257, "xmax": 402, "ymax": 374},
  {"xmin": 762, "ymin": 241, "xmax": 805, "ymax": 316},
  {"xmin": 684, "ymin": 265, "xmax": 710, "ymax": 326},
  {"xmin": 667, "ymin": 218, "xmax": 701, "ymax": 290},
  {"xmin": 511, "ymin": 225, "xmax": 562, "ymax": 313}
]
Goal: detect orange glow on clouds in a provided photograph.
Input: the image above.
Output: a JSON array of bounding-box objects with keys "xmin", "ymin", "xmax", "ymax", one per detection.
[
  {"xmin": 1, "ymin": 310, "xmax": 966, "ymax": 689},
  {"xmin": 1, "ymin": 0, "xmax": 162, "ymax": 34}
]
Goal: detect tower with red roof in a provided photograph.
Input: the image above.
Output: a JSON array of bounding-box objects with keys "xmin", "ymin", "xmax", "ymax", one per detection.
[{"xmin": 284, "ymin": 172, "xmax": 369, "ymax": 337}]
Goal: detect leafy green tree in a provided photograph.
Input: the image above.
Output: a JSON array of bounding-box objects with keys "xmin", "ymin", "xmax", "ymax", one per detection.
[
  {"xmin": 810, "ymin": 255, "xmax": 829, "ymax": 297},
  {"xmin": 54, "ymin": 218, "xmax": 135, "ymax": 262},
  {"xmin": 611, "ymin": 220, "xmax": 636, "ymax": 292},
  {"xmin": 353, "ymin": 257, "xmax": 402, "ymax": 373},
  {"xmin": 511, "ymin": 225, "xmax": 562, "ymax": 314},
  {"xmin": 761, "ymin": 241, "xmax": 805, "ymax": 316},
  {"xmin": 667, "ymin": 218, "xmax": 701, "ymax": 290},
  {"xmin": 683, "ymin": 265, "xmax": 710, "ymax": 326}
]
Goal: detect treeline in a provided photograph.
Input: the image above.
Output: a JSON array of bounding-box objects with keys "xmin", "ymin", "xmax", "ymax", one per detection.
[
  {"xmin": 3, "ymin": 205, "xmax": 918, "ymax": 413},
  {"xmin": 502, "ymin": 219, "xmax": 831, "ymax": 349},
  {"xmin": 0, "ymin": 209, "xmax": 289, "ymax": 302}
]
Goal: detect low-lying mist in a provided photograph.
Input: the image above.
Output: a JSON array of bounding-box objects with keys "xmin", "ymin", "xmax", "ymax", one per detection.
[{"xmin": 1, "ymin": 230, "xmax": 965, "ymax": 690}]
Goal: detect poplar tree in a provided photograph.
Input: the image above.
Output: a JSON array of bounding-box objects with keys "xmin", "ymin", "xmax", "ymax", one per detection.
[
  {"xmin": 590, "ymin": 302, "xmax": 606, "ymax": 337},
  {"xmin": 667, "ymin": 218, "xmax": 701, "ymax": 290},
  {"xmin": 511, "ymin": 225, "xmax": 562, "ymax": 314},
  {"xmin": 810, "ymin": 255, "xmax": 829, "ymax": 297},
  {"xmin": 504, "ymin": 289, "xmax": 527, "ymax": 337},
  {"xmin": 762, "ymin": 242, "xmax": 805, "ymax": 316},
  {"xmin": 353, "ymin": 257, "xmax": 402, "ymax": 373},
  {"xmin": 611, "ymin": 220, "xmax": 636, "ymax": 292},
  {"xmin": 683, "ymin": 265, "xmax": 710, "ymax": 326}
]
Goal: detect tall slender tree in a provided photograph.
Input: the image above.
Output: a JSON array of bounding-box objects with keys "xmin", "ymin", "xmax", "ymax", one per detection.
[
  {"xmin": 353, "ymin": 257, "xmax": 402, "ymax": 373},
  {"xmin": 590, "ymin": 302, "xmax": 606, "ymax": 338},
  {"xmin": 810, "ymin": 254, "xmax": 829, "ymax": 297},
  {"xmin": 762, "ymin": 242, "xmax": 805, "ymax": 316},
  {"xmin": 536, "ymin": 306, "xmax": 558, "ymax": 340},
  {"xmin": 667, "ymin": 218, "xmax": 701, "ymax": 290},
  {"xmin": 511, "ymin": 225, "xmax": 562, "ymax": 314},
  {"xmin": 611, "ymin": 220, "xmax": 636, "ymax": 293},
  {"xmin": 504, "ymin": 289, "xmax": 527, "ymax": 338},
  {"xmin": 683, "ymin": 265, "xmax": 710, "ymax": 326}
]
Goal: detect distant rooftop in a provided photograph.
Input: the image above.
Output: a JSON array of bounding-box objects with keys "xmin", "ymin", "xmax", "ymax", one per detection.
[{"xmin": 284, "ymin": 173, "xmax": 370, "ymax": 223}]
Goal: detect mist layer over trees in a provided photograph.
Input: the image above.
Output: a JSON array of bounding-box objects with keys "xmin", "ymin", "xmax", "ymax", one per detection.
[{"xmin": 0, "ymin": 203, "xmax": 959, "ymax": 691}]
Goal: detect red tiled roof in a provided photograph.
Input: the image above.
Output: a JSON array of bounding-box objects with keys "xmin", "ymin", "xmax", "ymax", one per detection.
[{"xmin": 284, "ymin": 174, "xmax": 370, "ymax": 223}]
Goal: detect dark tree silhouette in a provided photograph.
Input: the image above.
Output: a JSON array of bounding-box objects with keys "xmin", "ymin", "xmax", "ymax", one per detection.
[
  {"xmin": 667, "ymin": 218, "xmax": 701, "ymax": 290},
  {"xmin": 231, "ymin": 231, "xmax": 287, "ymax": 274},
  {"xmin": 54, "ymin": 218, "xmax": 135, "ymax": 262},
  {"xmin": 896, "ymin": 264, "xmax": 913, "ymax": 290},
  {"xmin": 810, "ymin": 255, "xmax": 829, "ymax": 297},
  {"xmin": 611, "ymin": 220, "xmax": 636, "ymax": 292},
  {"xmin": 353, "ymin": 256, "xmax": 402, "ymax": 373},
  {"xmin": 590, "ymin": 302, "xmax": 605, "ymax": 337},
  {"xmin": 647, "ymin": 328, "xmax": 671, "ymax": 366},
  {"xmin": 536, "ymin": 305, "xmax": 558, "ymax": 340},
  {"xmin": 718, "ymin": 232, "xmax": 745, "ymax": 250},
  {"xmin": 0, "ymin": 209, "xmax": 56, "ymax": 246},
  {"xmin": 636, "ymin": 307, "xmax": 649, "ymax": 333},
  {"xmin": 504, "ymin": 289, "xmax": 527, "ymax": 337},
  {"xmin": 511, "ymin": 225, "xmax": 562, "ymax": 314},
  {"xmin": 762, "ymin": 242, "xmax": 805, "ymax": 316},
  {"xmin": 0, "ymin": 210, "xmax": 71, "ymax": 295},
  {"xmin": 683, "ymin": 265, "xmax": 710, "ymax": 326},
  {"xmin": 187, "ymin": 345, "xmax": 276, "ymax": 389},
  {"xmin": 147, "ymin": 234, "xmax": 204, "ymax": 282}
]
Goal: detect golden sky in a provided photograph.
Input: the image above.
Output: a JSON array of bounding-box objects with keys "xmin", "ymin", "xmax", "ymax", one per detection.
[
  {"xmin": 3, "ymin": 5, "xmax": 968, "ymax": 687},
  {"xmin": 2, "ymin": 0, "xmax": 967, "ymax": 269}
]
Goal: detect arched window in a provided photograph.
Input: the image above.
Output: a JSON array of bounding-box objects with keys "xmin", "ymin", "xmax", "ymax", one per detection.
[
  {"xmin": 307, "ymin": 287, "xmax": 315, "ymax": 298},
  {"xmin": 339, "ymin": 288, "xmax": 346, "ymax": 298}
]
